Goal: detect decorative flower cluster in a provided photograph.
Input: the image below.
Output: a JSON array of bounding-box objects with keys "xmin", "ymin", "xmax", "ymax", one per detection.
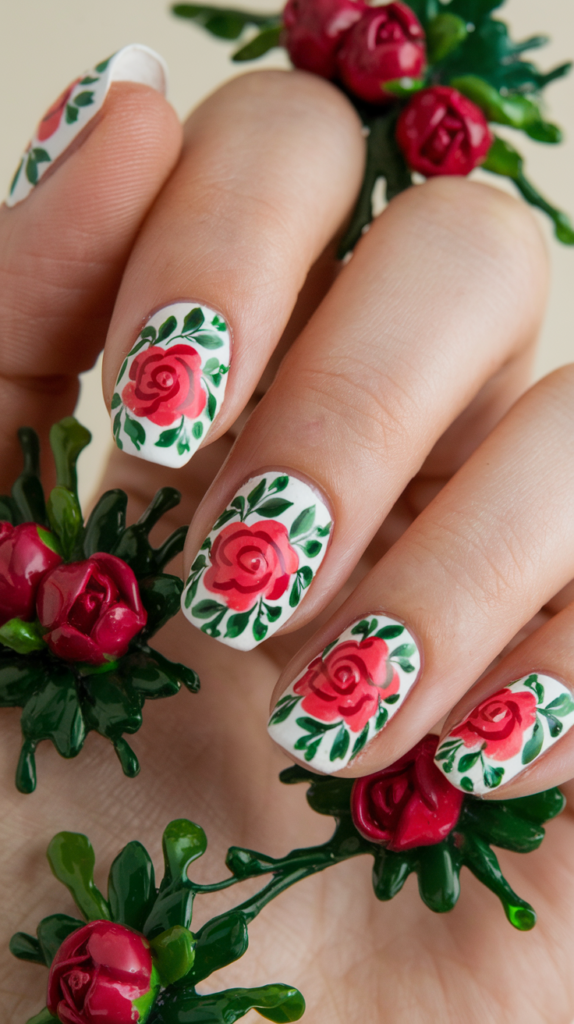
[
  {"xmin": 11, "ymin": 740, "xmax": 564, "ymax": 1022},
  {"xmin": 0, "ymin": 418, "xmax": 199, "ymax": 792},
  {"xmin": 174, "ymin": 0, "xmax": 574, "ymax": 254}
]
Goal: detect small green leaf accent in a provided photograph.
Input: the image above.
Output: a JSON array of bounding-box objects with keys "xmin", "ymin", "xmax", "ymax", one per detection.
[
  {"xmin": 383, "ymin": 693, "xmax": 400, "ymax": 705},
  {"xmin": 108, "ymin": 841, "xmax": 156, "ymax": 931},
  {"xmin": 124, "ymin": 415, "xmax": 146, "ymax": 451},
  {"xmin": 256, "ymin": 498, "xmax": 294, "ymax": 518},
  {"xmin": 522, "ymin": 718, "xmax": 544, "ymax": 765},
  {"xmin": 350, "ymin": 724, "xmax": 370, "ymax": 760},
  {"xmin": 149, "ymin": 924, "xmax": 196, "ymax": 986},
  {"xmin": 183, "ymin": 306, "xmax": 205, "ymax": 332},
  {"xmin": 110, "ymin": 393, "xmax": 122, "ymax": 411},
  {"xmin": 116, "ymin": 359, "xmax": 128, "ymax": 386},
  {"xmin": 141, "ymin": 326, "xmax": 157, "ymax": 342},
  {"xmin": 300, "ymin": 538, "xmax": 321, "ymax": 557},
  {"xmin": 73, "ymin": 90, "xmax": 95, "ymax": 107},
  {"xmin": 162, "ymin": 819, "xmax": 207, "ymax": 884},
  {"xmin": 187, "ymin": 910, "xmax": 248, "ymax": 985},
  {"xmin": 268, "ymin": 475, "xmax": 289, "ymax": 493},
  {"xmin": 269, "ymin": 695, "xmax": 301, "ymax": 726},
  {"xmin": 155, "ymin": 419, "xmax": 184, "ymax": 448},
  {"xmin": 47, "ymin": 832, "xmax": 111, "ymax": 921},
  {"xmin": 225, "ymin": 609, "xmax": 253, "ymax": 638},
  {"xmin": 232, "ymin": 23, "xmax": 282, "ymax": 60},
  {"xmin": 9, "ymin": 932, "xmax": 45, "ymax": 964},
  {"xmin": 375, "ymin": 702, "xmax": 388, "ymax": 730},
  {"xmin": 330, "ymin": 724, "xmax": 350, "ymax": 762},
  {"xmin": 193, "ymin": 331, "xmax": 224, "ymax": 349},
  {"xmin": 483, "ymin": 764, "xmax": 505, "ymax": 789},
  {"xmin": 382, "ymin": 76, "xmax": 425, "ymax": 97},
  {"xmin": 157, "ymin": 315, "xmax": 178, "ymax": 342},
  {"xmin": 289, "ymin": 506, "xmax": 315, "ymax": 539},
  {"xmin": 375, "ymin": 624, "xmax": 404, "ymax": 640},
  {"xmin": 37, "ymin": 914, "xmax": 84, "ymax": 966},
  {"xmin": 95, "ymin": 56, "xmax": 112, "ymax": 72},
  {"xmin": 298, "ymin": 565, "xmax": 313, "ymax": 587},
  {"xmin": 247, "ymin": 478, "xmax": 267, "ymax": 507},
  {"xmin": 213, "ymin": 508, "xmax": 238, "ymax": 530},
  {"xmin": 172, "ymin": 3, "xmax": 281, "ymax": 39},
  {"xmin": 457, "ymin": 749, "xmax": 483, "ymax": 773},
  {"xmin": 50, "ymin": 417, "xmax": 91, "ymax": 497},
  {"xmin": 47, "ymin": 485, "xmax": 83, "ymax": 561},
  {"xmin": 207, "ymin": 389, "xmax": 217, "ymax": 421},
  {"xmin": 192, "ymin": 599, "xmax": 226, "ymax": 619},
  {"xmin": 544, "ymin": 692, "xmax": 574, "ymax": 717},
  {"xmin": 426, "ymin": 12, "xmax": 467, "ymax": 62},
  {"xmin": 390, "ymin": 643, "xmax": 416, "ymax": 658},
  {"xmin": 192, "ymin": 421, "xmax": 203, "ymax": 440},
  {"xmin": 0, "ymin": 617, "xmax": 45, "ymax": 654},
  {"xmin": 253, "ymin": 616, "xmax": 267, "ymax": 642},
  {"xmin": 24, "ymin": 1009, "xmax": 57, "ymax": 1024},
  {"xmin": 263, "ymin": 603, "xmax": 282, "ymax": 622},
  {"xmin": 460, "ymin": 776, "xmax": 474, "ymax": 792}
]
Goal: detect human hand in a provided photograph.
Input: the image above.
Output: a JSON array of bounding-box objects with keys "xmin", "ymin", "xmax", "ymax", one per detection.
[{"xmin": 1, "ymin": 55, "xmax": 574, "ymax": 1023}]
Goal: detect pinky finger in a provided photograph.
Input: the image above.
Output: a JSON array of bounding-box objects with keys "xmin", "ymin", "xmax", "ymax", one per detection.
[{"xmin": 434, "ymin": 603, "xmax": 574, "ymax": 797}]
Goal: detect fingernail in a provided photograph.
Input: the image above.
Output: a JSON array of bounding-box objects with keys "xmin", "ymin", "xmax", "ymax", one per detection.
[
  {"xmin": 268, "ymin": 614, "xmax": 421, "ymax": 773},
  {"xmin": 181, "ymin": 473, "xmax": 332, "ymax": 650},
  {"xmin": 434, "ymin": 673, "xmax": 574, "ymax": 795},
  {"xmin": 111, "ymin": 302, "xmax": 231, "ymax": 467},
  {"xmin": 6, "ymin": 44, "xmax": 168, "ymax": 207}
]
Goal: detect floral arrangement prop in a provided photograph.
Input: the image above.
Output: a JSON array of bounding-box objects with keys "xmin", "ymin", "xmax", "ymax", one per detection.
[
  {"xmin": 11, "ymin": 736, "xmax": 565, "ymax": 1023},
  {"xmin": 173, "ymin": 0, "xmax": 574, "ymax": 255},
  {"xmin": 0, "ymin": 418, "xmax": 199, "ymax": 793}
]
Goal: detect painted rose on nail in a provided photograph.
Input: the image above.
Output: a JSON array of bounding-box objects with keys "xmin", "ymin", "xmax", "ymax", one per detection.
[
  {"xmin": 182, "ymin": 473, "xmax": 332, "ymax": 650},
  {"xmin": 435, "ymin": 673, "xmax": 574, "ymax": 795},
  {"xmin": 268, "ymin": 614, "xmax": 421, "ymax": 773},
  {"xmin": 112, "ymin": 302, "xmax": 230, "ymax": 469}
]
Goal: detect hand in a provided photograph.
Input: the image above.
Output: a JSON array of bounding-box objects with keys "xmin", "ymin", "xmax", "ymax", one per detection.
[{"xmin": 1, "ymin": 56, "xmax": 574, "ymax": 1023}]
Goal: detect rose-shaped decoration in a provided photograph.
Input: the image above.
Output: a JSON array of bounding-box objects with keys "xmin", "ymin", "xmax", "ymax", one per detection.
[
  {"xmin": 37, "ymin": 80, "xmax": 79, "ymax": 141},
  {"xmin": 351, "ymin": 735, "xmax": 464, "ymax": 851},
  {"xmin": 282, "ymin": 0, "xmax": 366, "ymax": 79},
  {"xmin": 449, "ymin": 687, "xmax": 538, "ymax": 761},
  {"xmin": 396, "ymin": 85, "xmax": 493, "ymax": 176},
  {"xmin": 0, "ymin": 522, "xmax": 61, "ymax": 627},
  {"xmin": 47, "ymin": 920, "xmax": 159, "ymax": 1024},
  {"xmin": 121, "ymin": 344, "xmax": 207, "ymax": 428},
  {"xmin": 336, "ymin": 2, "xmax": 426, "ymax": 105},
  {"xmin": 204, "ymin": 521, "xmax": 299, "ymax": 612},
  {"xmin": 294, "ymin": 636, "xmax": 398, "ymax": 732},
  {"xmin": 37, "ymin": 553, "xmax": 147, "ymax": 665}
]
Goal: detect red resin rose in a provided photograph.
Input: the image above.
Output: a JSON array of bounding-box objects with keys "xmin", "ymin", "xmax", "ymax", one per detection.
[
  {"xmin": 37, "ymin": 553, "xmax": 147, "ymax": 665},
  {"xmin": 450, "ymin": 687, "xmax": 537, "ymax": 761},
  {"xmin": 282, "ymin": 0, "xmax": 366, "ymax": 79},
  {"xmin": 294, "ymin": 636, "xmax": 398, "ymax": 733},
  {"xmin": 204, "ymin": 520, "xmax": 299, "ymax": 612},
  {"xmin": 337, "ymin": 2, "xmax": 426, "ymax": 105},
  {"xmin": 0, "ymin": 522, "xmax": 61, "ymax": 627},
  {"xmin": 122, "ymin": 344, "xmax": 206, "ymax": 428},
  {"xmin": 351, "ymin": 735, "xmax": 464, "ymax": 851},
  {"xmin": 47, "ymin": 920, "xmax": 158, "ymax": 1024},
  {"xmin": 396, "ymin": 85, "xmax": 493, "ymax": 176},
  {"xmin": 37, "ymin": 80, "xmax": 79, "ymax": 141}
]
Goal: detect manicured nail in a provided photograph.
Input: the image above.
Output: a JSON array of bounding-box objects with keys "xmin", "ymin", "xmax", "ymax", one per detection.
[
  {"xmin": 6, "ymin": 45, "xmax": 167, "ymax": 207},
  {"xmin": 268, "ymin": 614, "xmax": 421, "ymax": 773},
  {"xmin": 111, "ymin": 302, "xmax": 231, "ymax": 467},
  {"xmin": 434, "ymin": 673, "xmax": 574, "ymax": 795},
  {"xmin": 181, "ymin": 473, "xmax": 332, "ymax": 650}
]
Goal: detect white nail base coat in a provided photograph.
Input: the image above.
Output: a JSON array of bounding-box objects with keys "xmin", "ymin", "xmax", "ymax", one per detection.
[
  {"xmin": 268, "ymin": 614, "xmax": 421, "ymax": 773},
  {"xmin": 111, "ymin": 302, "xmax": 231, "ymax": 468},
  {"xmin": 434, "ymin": 673, "xmax": 574, "ymax": 795},
  {"xmin": 6, "ymin": 44, "xmax": 167, "ymax": 207},
  {"xmin": 181, "ymin": 473, "xmax": 332, "ymax": 650}
]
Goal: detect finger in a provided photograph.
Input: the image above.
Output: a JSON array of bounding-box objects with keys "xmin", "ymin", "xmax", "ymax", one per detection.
[
  {"xmin": 0, "ymin": 46, "xmax": 180, "ymax": 486},
  {"xmin": 433, "ymin": 603, "xmax": 574, "ymax": 798},
  {"xmin": 101, "ymin": 69, "xmax": 365, "ymax": 468},
  {"xmin": 267, "ymin": 363, "xmax": 574, "ymax": 775},
  {"xmin": 181, "ymin": 178, "xmax": 547, "ymax": 651}
]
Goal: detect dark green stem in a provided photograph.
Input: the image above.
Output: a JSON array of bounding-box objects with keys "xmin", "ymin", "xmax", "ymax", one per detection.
[{"xmin": 513, "ymin": 171, "xmax": 574, "ymax": 244}]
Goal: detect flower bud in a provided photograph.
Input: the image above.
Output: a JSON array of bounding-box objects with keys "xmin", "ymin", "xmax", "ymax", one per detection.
[
  {"xmin": 396, "ymin": 85, "xmax": 493, "ymax": 176},
  {"xmin": 336, "ymin": 2, "xmax": 426, "ymax": 104},
  {"xmin": 282, "ymin": 0, "xmax": 366, "ymax": 79},
  {"xmin": 0, "ymin": 522, "xmax": 61, "ymax": 627}
]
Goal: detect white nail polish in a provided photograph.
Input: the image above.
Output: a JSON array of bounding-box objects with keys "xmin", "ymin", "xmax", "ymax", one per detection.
[
  {"xmin": 181, "ymin": 473, "xmax": 332, "ymax": 650},
  {"xmin": 6, "ymin": 45, "xmax": 168, "ymax": 207},
  {"xmin": 268, "ymin": 614, "xmax": 421, "ymax": 773},
  {"xmin": 434, "ymin": 673, "xmax": 574, "ymax": 795},
  {"xmin": 111, "ymin": 302, "xmax": 231, "ymax": 468}
]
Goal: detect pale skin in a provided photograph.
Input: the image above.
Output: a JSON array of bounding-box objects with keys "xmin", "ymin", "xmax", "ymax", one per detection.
[{"xmin": 1, "ymin": 69, "xmax": 574, "ymax": 1022}]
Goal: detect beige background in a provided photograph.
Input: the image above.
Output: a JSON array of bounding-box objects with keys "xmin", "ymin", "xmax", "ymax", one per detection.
[{"xmin": 0, "ymin": 0, "xmax": 573, "ymax": 501}]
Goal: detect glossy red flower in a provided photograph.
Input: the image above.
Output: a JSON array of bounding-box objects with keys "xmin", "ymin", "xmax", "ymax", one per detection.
[
  {"xmin": 282, "ymin": 0, "xmax": 366, "ymax": 79},
  {"xmin": 204, "ymin": 520, "xmax": 299, "ymax": 612},
  {"xmin": 351, "ymin": 735, "xmax": 464, "ymax": 851},
  {"xmin": 336, "ymin": 2, "xmax": 426, "ymax": 104},
  {"xmin": 0, "ymin": 522, "xmax": 61, "ymax": 627},
  {"xmin": 122, "ymin": 344, "xmax": 206, "ymax": 428},
  {"xmin": 37, "ymin": 80, "xmax": 79, "ymax": 142},
  {"xmin": 294, "ymin": 636, "xmax": 398, "ymax": 733},
  {"xmin": 396, "ymin": 85, "xmax": 493, "ymax": 176},
  {"xmin": 37, "ymin": 553, "xmax": 147, "ymax": 665},
  {"xmin": 449, "ymin": 687, "xmax": 538, "ymax": 761},
  {"xmin": 47, "ymin": 920, "xmax": 159, "ymax": 1024}
]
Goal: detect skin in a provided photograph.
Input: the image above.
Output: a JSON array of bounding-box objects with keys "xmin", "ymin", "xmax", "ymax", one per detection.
[{"xmin": 1, "ymin": 70, "xmax": 574, "ymax": 1022}]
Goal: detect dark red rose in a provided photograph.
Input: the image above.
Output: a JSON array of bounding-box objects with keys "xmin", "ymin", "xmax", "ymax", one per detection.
[
  {"xmin": 47, "ymin": 920, "xmax": 159, "ymax": 1024},
  {"xmin": 449, "ymin": 687, "xmax": 537, "ymax": 761},
  {"xmin": 294, "ymin": 636, "xmax": 398, "ymax": 733},
  {"xmin": 282, "ymin": 0, "xmax": 366, "ymax": 79},
  {"xmin": 351, "ymin": 735, "xmax": 464, "ymax": 851},
  {"xmin": 37, "ymin": 80, "xmax": 79, "ymax": 142},
  {"xmin": 122, "ymin": 344, "xmax": 206, "ymax": 428},
  {"xmin": 396, "ymin": 85, "xmax": 493, "ymax": 176},
  {"xmin": 336, "ymin": 2, "xmax": 425, "ymax": 105},
  {"xmin": 37, "ymin": 553, "xmax": 147, "ymax": 665},
  {"xmin": 0, "ymin": 522, "xmax": 61, "ymax": 627},
  {"xmin": 204, "ymin": 521, "xmax": 299, "ymax": 612}
]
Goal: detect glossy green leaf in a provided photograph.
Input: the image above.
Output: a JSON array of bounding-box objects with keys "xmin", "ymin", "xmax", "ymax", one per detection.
[
  {"xmin": 268, "ymin": 475, "xmax": 289, "ymax": 493},
  {"xmin": 172, "ymin": 3, "xmax": 280, "ymax": 39},
  {"xmin": 81, "ymin": 673, "xmax": 142, "ymax": 744},
  {"xmin": 0, "ymin": 617, "xmax": 46, "ymax": 654},
  {"xmin": 416, "ymin": 842, "xmax": 462, "ymax": 913},
  {"xmin": 506, "ymin": 787, "xmax": 565, "ymax": 824},
  {"xmin": 141, "ymin": 645, "xmax": 200, "ymax": 694},
  {"xmin": 451, "ymin": 74, "xmax": 542, "ymax": 128},
  {"xmin": 114, "ymin": 737, "xmax": 140, "ymax": 778},
  {"xmin": 458, "ymin": 831, "xmax": 536, "ymax": 930},
  {"xmin": 12, "ymin": 427, "xmax": 48, "ymax": 526},
  {"xmin": 247, "ymin": 478, "xmax": 267, "ymax": 507},
  {"xmin": 37, "ymin": 914, "xmax": 84, "ymax": 965},
  {"xmin": 163, "ymin": 819, "xmax": 208, "ymax": 885},
  {"xmin": 183, "ymin": 306, "xmax": 205, "ymax": 332},
  {"xmin": 289, "ymin": 506, "xmax": 315, "ymax": 539},
  {"xmin": 123, "ymin": 650, "xmax": 181, "ymax": 700},
  {"xmin": 49, "ymin": 418, "xmax": 91, "ymax": 498},
  {"xmin": 232, "ymin": 24, "xmax": 282, "ymax": 60},
  {"xmin": 256, "ymin": 498, "xmax": 294, "ymax": 518},
  {"xmin": 372, "ymin": 848, "xmax": 414, "ymax": 901},
  {"xmin": 382, "ymin": 76, "xmax": 425, "ymax": 97},
  {"xmin": 157, "ymin": 315, "xmax": 178, "ymax": 342},
  {"xmin": 149, "ymin": 924, "xmax": 196, "ymax": 986},
  {"xmin": 188, "ymin": 910, "xmax": 249, "ymax": 984},
  {"xmin": 111, "ymin": 487, "xmax": 183, "ymax": 575},
  {"xmin": 47, "ymin": 832, "xmax": 111, "ymax": 921},
  {"xmin": 25, "ymin": 1009, "xmax": 57, "ymax": 1024},
  {"xmin": 47, "ymin": 485, "xmax": 83, "ymax": 560},
  {"xmin": 153, "ymin": 983, "xmax": 305, "ymax": 1023},
  {"xmin": 9, "ymin": 931, "xmax": 45, "ymax": 964},
  {"xmin": 139, "ymin": 574, "xmax": 184, "ymax": 638},
  {"xmin": 108, "ymin": 842, "xmax": 156, "ymax": 930},
  {"xmin": 21, "ymin": 666, "xmax": 86, "ymax": 757},
  {"xmin": 427, "ymin": 12, "xmax": 467, "ymax": 62},
  {"xmin": 305, "ymin": 777, "xmax": 354, "ymax": 817},
  {"xmin": 460, "ymin": 801, "xmax": 544, "ymax": 853}
]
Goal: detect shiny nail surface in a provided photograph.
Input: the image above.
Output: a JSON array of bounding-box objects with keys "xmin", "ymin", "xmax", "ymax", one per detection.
[
  {"xmin": 6, "ymin": 44, "xmax": 167, "ymax": 207},
  {"xmin": 434, "ymin": 673, "xmax": 574, "ymax": 795},
  {"xmin": 112, "ymin": 302, "xmax": 230, "ymax": 467},
  {"xmin": 181, "ymin": 473, "xmax": 332, "ymax": 650},
  {"xmin": 268, "ymin": 613, "xmax": 421, "ymax": 773}
]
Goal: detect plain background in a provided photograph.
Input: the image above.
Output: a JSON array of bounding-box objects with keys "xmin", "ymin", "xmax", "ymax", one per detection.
[{"xmin": 0, "ymin": 0, "xmax": 573, "ymax": 502}]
